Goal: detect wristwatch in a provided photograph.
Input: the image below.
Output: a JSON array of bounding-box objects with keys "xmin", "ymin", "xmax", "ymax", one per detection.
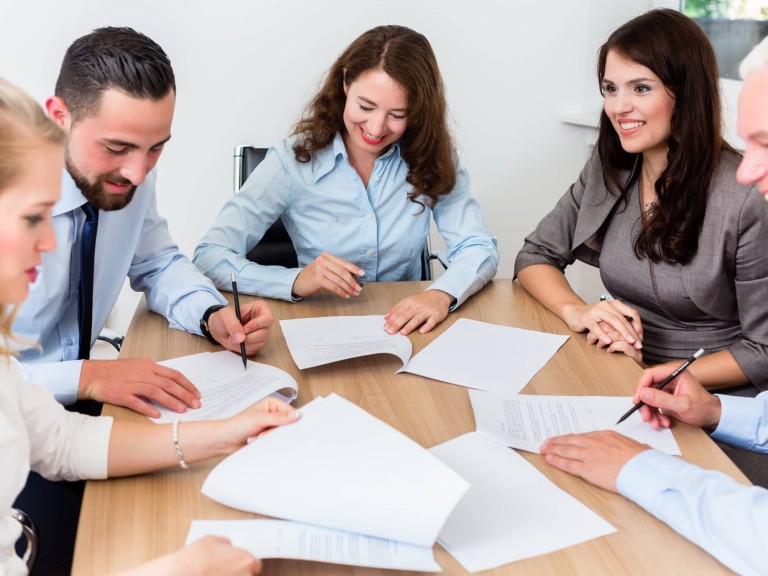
[{"xmin": 199, "ymin": 304, "xmax": 227, "ymax": 344}]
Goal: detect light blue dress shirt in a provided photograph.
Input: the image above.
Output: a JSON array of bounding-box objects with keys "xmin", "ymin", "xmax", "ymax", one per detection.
[
  {"xmin": 617, "ymin": 392, "xmax": 768, "ymax": 575},
  {"xmin": 12, "ymin": 170, "xmax": 226, "ymax": 404},
  {"xmin": 193, "ymin": 133, "xmax": 498, "ymax": 306}
]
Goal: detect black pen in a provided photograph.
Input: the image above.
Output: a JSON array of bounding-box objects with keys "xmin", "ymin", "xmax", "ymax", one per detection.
[
  {"xmin": 231, "ymin": 272, "xmax": 248, "ymax": 370},
  {"xmin": 616, "ymin": 348, "xmax": 704, "ymax": 425}
]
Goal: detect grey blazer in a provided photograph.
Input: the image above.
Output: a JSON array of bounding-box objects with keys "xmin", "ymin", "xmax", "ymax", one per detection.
[{"xmin": 515, "ymin": 150, "xmax": 768, "ymax": 390}]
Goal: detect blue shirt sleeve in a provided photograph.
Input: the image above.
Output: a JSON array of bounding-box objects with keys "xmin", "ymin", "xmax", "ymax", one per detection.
[
  {"xmin": 711, "ymin": 391, "xmax": 768, "ymax": 453},
  {"xmin": 617, "ymin": 449, "xmax": 768, "ymax": 576}
]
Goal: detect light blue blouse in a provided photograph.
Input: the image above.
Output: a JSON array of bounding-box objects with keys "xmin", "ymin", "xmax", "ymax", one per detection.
[
  {"xmin": 618, "ymin": 392, "xmax": 768, "ymax": 575},
  {"xmin": 193, "ymin": 133, "xmax": 498, "ymax": 306}
]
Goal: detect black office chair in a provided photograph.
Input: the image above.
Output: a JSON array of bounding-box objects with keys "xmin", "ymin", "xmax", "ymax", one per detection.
[
  {"xmin": 234, "ymin": 145, "xmax": 298, "ymax": 268},
  {"xmin": 233, "ymin": 145, "xmax": 445, "ymax": 280}
]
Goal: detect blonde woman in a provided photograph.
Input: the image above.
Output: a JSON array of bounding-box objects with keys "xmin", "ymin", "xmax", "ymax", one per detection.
[{"xmin": 0, "ymin": 78, "xmax": 293, "ymax": 575}]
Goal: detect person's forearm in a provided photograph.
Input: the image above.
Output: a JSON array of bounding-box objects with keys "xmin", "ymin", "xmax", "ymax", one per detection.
[
  {"xmin": 674, "ymin": 350, "xmax": 749, "ymax": 391},
  {"xmin": 107, "ymin": 420, "xmax": 231, "ymax": 477},
  {"xmin": 517, "ymin": 264, "xmax": 585, "ymax": 322}
]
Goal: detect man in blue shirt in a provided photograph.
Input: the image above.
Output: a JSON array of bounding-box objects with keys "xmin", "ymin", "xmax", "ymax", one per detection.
[
  {"xmin": 13, "ymin": 27, "xmax": 275, "ymax": 419},
  {"xmin": 12, "ymin": 27, "xmax": 275, "ymax": 574},
  {"xmin": 540, "ymin": 37, "xmax": 768, "ymax": 576}
]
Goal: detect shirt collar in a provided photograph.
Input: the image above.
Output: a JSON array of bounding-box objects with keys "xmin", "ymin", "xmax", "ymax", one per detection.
[
  {"xmin": 311, "ymin": 132, "xmax": 402, "ymax": 184},
  {"xmin": 52, "ymin": 170, "xmax": 88, "ymax": 217}
]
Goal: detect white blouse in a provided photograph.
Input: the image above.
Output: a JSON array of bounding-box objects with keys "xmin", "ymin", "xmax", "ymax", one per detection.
[{"xmin": 1, "ymin": 360, "xmax": 112, "ymax": 573}]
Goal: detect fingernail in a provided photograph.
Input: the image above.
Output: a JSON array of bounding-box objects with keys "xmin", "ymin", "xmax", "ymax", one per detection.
[
  {"xmin": 636, "ymin": 342, "xmax": 643, "ymax": 349},
  {"xmin": 193, "ymin": 399, "xmax": 201, "ymax": 408},
  {"xmin": 627, "ymin": 336, "xmax": 635, "ymax": 343}
]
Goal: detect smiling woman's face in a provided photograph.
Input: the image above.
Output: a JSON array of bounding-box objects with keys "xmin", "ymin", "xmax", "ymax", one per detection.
[{"xmin": 601, "ymin": 50, "xmax": 675, "ymax": 159}]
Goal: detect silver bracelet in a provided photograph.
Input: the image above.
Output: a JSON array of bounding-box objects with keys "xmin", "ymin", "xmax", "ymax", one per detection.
[{"xmin": 172, "ymin": 420, "xmax": 189, "ymax": 470}]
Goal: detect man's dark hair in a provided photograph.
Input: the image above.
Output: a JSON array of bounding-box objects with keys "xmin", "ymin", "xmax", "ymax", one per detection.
[{"xmin": 55, "ymin": 26, "xmax": 175, "ymax": 122}]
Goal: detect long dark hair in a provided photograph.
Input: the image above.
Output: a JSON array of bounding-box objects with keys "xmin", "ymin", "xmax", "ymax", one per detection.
[
  {"xmin": 597, "ymin": 9, "xmax": 734, "ymax": 264},
  {"xmin": 292, "ymin": 25, "xmax": 455, "ymax": 208}
]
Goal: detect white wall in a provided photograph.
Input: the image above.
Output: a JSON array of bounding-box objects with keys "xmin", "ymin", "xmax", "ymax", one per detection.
[{"xmin": 1, "ymin": 0, "xmax": 652, "ymax": 333}]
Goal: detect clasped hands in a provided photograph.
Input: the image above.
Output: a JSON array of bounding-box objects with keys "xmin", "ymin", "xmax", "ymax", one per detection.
[
  {"xmin": 79, "ymin": 300, "xmax": 275, "ymax": 418},
  {"xmin": 292, "ymin": 251, "xmax": 453, "ymax": 335},
  {"xmin": 563, "ymin": 299, "xmax": 644, "ymax": 363}
]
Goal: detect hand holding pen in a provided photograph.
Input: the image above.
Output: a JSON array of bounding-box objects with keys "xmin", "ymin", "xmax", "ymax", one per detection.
[
  {"xmin": 231, "ymin": 272, "xmax": 248, "ymax": 370},
  {"xmin": 616, "ymin": 349, "xmax": 705, "ymax": 425}
]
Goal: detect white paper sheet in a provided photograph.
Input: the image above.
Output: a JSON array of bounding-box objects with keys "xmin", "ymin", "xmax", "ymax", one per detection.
[
  {"xmin": 401, "ymin": 319, "xmax": 568, "ymax": 394},
  {"xmin": 202, "ymin": 393, "xmax": 468, "ymax": 548},
  {"xmin": 150, "ymin": 351, "xmax": 298, "ymax": 423},
  {"xmin": 469, "ymin": 390, "xmax": 682, "ymax": 455},
  {"xmin": 431, "ymin": 433, "xmax": 616, "ymax": 572},
  {"xmin": 279, "ymin": 315, "xmax": 412, "ymax": 369},
  {"xmin": 186, "ymin": 519, "xmax": 441, "ymax": 572}
]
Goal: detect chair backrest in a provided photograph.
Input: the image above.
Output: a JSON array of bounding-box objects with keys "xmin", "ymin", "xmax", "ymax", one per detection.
[{"xmin": 234, "ymin": 145, "xmax": 299, "ymax": 268}]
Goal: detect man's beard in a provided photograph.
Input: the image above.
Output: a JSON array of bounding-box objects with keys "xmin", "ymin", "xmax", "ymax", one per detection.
[{"xmin": 66, "ymin": 157, "xmax": 137, "ymax": 212}]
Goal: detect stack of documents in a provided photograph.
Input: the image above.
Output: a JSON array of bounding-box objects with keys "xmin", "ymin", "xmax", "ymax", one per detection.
[
  {"xmin": 150, "ymin": 351, "xmax": 298, "ymax": 423},
  {"xmin": 197, "ymin": 393, "xmax": 469, "ymax": 571}
]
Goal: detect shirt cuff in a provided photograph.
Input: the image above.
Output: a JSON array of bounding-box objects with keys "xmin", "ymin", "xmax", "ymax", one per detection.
[
  {"xmin": 169, "ymin": 290, "xmax": 227, "ymax": 335},
  {"xmin": 18, "ymin": 359, "xmax": 83, "ymax": 405},
  {"xmin": 617, "ymin": 449, "xmax": 689, "ymax": 510},
  {"xmin": 73, "ymin": 414, "xmax": 115, "ymax": 479},
  {"xmin": 711, "ymin": 392, "xmax": 768, "ymax": 451}
]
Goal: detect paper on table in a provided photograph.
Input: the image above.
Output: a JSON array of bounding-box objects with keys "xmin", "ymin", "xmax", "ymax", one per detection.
[
  {"xmin": 402, "ymin": 318, "xmax": 568, "ymax": 394},
  {"xmin": 186, "ymin": 519, "xmax": 441, "ymax": 572},
  {"xmin": 202, "ymin": 393, "xmax": 468, "ymax": 548},
  {"xmin": 469, "ymin": 390, "xmax": 681, "ymax": 455},
  {"xmin": 432, "ymin": 433, "xmax": 616, "ymax": 573},
  {"xmin": 280, "ymin": 315, "xmax": 411, "ymax": 369},
  {"xmin": 150, "ymin": 351, "xmax": 298, "ymax": 423}
]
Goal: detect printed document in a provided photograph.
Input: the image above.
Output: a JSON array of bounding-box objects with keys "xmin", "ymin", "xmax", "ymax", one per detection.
[
  {"xmin": 150, "ymin": 351, "xmax": 298, "ymax": 423},
  {"xmin": 186, "ymin": 519, "xmax": 440, "ymax": 572},
  {"xmin": 202, "ymin": 394, "xmax": 468, "ymax": 548},
  {"xmin": 402, "ymin": 318, "xmax": 568, "ymax": 394},
  {"xmin": 470, "ymin": 390, "xmax": 681, "ymax": 454},
  {"xmin": 280, "ymin": 315, "xmax": 411, "ymax": 369},
  {"xmin": 432, "ymin": 433, "xmax": 616, "ymax": 572}
]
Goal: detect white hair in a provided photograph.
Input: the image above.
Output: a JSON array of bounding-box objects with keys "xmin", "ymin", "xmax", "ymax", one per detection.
[{"xmin": 740, "ymin": 36, "xmax": 768, "ymax": 80}]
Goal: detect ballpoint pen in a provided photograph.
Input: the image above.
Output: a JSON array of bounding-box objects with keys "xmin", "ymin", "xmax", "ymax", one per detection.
[
  {"xmin": 231, "ymin": 272, "xmax": 248, "ymax": 370},
  {"xmin": 616, "ymin": 348, "xmax": 704, "ymax": 425}
]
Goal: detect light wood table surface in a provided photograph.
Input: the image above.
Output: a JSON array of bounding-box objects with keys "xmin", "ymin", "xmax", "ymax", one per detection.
[{"xmin": 72, "ymin": 280, "xmax": 745, "ymax": 575}]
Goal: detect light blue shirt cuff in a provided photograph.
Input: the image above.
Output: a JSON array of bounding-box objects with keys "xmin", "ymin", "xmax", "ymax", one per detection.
[
  {"xmin": 712, "ymin": 392, "xmax": 768, "ymax": 453},
  {"xmin": 616, "ymin": 449, "xmax": 686, "ymax": 508},
  {"xmin": 167, "ymin": 290, "xmax": 227, "ymax": 335},
  {"xmin": 16, "ymin": 357, "xmax": 83, "ymax": 405}
]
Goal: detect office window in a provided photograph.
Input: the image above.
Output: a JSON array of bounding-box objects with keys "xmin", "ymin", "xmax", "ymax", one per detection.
[{"xmin": 684, "ymin": 0, "xmax": 768, "ymax": 79}]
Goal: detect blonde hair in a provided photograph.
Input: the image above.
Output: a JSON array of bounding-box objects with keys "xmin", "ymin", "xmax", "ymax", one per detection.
[
  {"xmin": 0, "ymin": 77, "xmax": 65, "ymax": 354},
  {"xmin": 740, "ymin": 36, "xmax": 768, "ymax": 79}
]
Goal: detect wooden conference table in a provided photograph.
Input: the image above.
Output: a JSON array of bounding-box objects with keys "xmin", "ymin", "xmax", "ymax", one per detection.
[{"xmin": 72, "ymin": 280, "xmax": 746, "ymax": 575}]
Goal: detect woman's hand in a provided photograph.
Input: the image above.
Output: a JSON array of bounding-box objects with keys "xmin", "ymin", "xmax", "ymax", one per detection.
[
  {"xmin": 383, "ymin": 290, "xmax": 454, "ymax": 335},
  {"xmin": 563, "ymin": 299, "xmax": 643, "ymax": 349},
  {"xmin": 114, "ymin": 535, "xmax": 262, "ymax": 575},
  {"xmin": 217, "ymin": 397, "xmax": 300, "ymax": 454},
  {"xmin": 586, "ymin": 320, "xmax": 644, "ymax": 364},
  {"xmin": 292, "ymin": 252, "xmax": 364, "ymax": 299}
]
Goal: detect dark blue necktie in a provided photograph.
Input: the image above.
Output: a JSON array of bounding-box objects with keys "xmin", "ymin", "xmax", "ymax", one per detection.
[{"xmin": 78, "ymin": 202, "xmax": 99, "ymax": 360}]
